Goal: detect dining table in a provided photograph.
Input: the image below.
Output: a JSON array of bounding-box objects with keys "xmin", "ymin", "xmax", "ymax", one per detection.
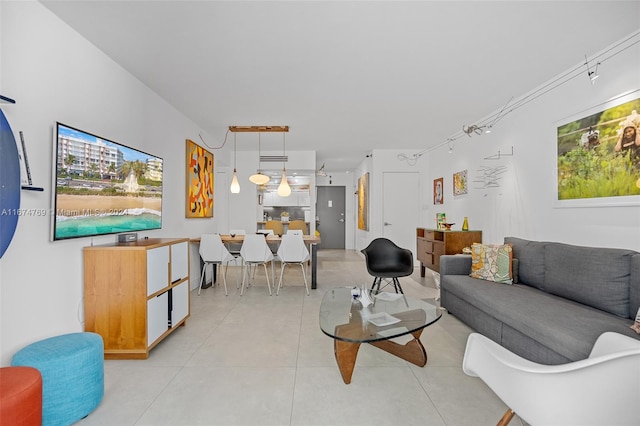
[{"xmin": 190, "ymin": 234, "xmax": 321, "ymax": 289}]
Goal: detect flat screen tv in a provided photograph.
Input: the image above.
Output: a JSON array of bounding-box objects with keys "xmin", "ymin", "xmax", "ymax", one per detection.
[{"xmin": 51, "ymin": 122, "xmax": 163, "ymax": 241}]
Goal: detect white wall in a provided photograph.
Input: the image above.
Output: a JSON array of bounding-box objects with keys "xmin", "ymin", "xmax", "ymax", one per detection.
[
  {"xmin": 350, "ymin": 32, "xmax": 640, "ymax": 256},
  {"xmin": 0, "ymin": 1, "xmax": 226, "ymax": 364},
  {"xmin": 421, "ymin": 34, "xmax": 640, "ymax": 250},
  {"xmin": 352, "ymin": 150, "xmax": 426, "ymax": 252}
]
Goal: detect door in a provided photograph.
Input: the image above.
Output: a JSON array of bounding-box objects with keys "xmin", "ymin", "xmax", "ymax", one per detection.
[
  {"xmin": 316, "ymin": 186, "xmax": 345, "ymax": 249},
  {"xmin": 382, "ymin": 172, "xmax": 420, "ymax": 257}
]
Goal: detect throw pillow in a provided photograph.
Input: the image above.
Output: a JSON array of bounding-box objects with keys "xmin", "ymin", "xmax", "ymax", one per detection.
[
  {"xmin": 632, "ymin": 307, "xmax": 640, "ymax": 335},
  {"xmin": 470, "ymin": 243, "xmax": 513, "ymax": 284}
]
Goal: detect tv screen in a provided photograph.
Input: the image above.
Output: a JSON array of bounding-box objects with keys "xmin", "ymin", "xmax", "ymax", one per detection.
[{"xmin": 51, "ymin": 122, "xmax": 163, "ymax": 241}]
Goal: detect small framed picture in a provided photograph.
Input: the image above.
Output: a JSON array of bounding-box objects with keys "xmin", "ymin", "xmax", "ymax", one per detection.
[{"xmin": 434, "ymin": 177, "xmax": 444, "ymax": 205}]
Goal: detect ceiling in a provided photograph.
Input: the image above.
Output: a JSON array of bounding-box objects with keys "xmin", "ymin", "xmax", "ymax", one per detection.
[{"xmin": 40, "ymin": 1, "xmax": 640, "ymax": 172}]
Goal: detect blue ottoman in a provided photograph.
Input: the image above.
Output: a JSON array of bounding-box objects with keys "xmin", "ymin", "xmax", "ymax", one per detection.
[{"xmin": 11, "ymin": 332, "xmax": 104, "ymax": 426}]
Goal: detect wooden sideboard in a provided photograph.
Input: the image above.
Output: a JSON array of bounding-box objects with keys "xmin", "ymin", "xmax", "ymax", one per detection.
[
  {"xmin": 416, "ymin": 228, "xmax": 482, "ymax": 274},
  {"xmin": 83, "ymin": 238, "xmax": 190, "ymax": 359}
]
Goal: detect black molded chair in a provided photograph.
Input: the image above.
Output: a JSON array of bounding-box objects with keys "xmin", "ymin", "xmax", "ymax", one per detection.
[{"xmin": 361, "ymin": 238, "xmax": 413, "ymax": 294}]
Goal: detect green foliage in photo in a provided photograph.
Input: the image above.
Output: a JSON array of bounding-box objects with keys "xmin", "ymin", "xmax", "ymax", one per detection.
[{"xmin": 557, "ymin": 98, "xmax": 640, "ymax": 200}]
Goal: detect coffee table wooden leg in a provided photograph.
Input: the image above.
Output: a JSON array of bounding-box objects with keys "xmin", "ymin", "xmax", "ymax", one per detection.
[
  {"xmin": 368, "ymin": 331, "xmax": 428, "ymax": 367},
  {"xmin": 334, "ymin": 339, "xmax": 360, "ymax": 384}
]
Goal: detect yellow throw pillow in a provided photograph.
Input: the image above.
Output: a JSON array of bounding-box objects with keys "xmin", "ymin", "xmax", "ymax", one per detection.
[{"xmin": 470, "ymin": 243, "xmax": 513, "ymax": 284}]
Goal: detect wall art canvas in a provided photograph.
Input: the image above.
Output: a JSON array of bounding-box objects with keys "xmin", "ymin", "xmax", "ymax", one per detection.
[
  {"xmin": 186, "ymin": 139, "xmax": 214, "ymax": 218},
  {"xmin": 434, "ymin": 177, "xmax": 444, "ymax": 205},
  {"xmin": 357, "ymin": 172, "xmax": 369, "ymax": 231},
  {"xmin": 453, "ymin": 170, "xmax": 468, "ymax": 196},
  {"xmin": 556, "ymin": 90, "xmax": 640, "ymax": 207}
]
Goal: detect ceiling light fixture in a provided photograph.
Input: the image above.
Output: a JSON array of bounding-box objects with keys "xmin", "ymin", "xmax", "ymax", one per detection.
[
  {"xmin": 462, "ymin": 124, "xmax": 486, "ymax": 137},
  {"xmin": 248, "ymin": 133, "xmax": 270, "ymax": 185},
  {"xmin": 229, "ymin": 126, "xmax": 289, "ymax": 133},
  {"xmin": 228, "ymin": 126, "xmax": 289, "ymax": 186},
  {"xmin": 277, "ymin": 132, "xmax": 291, "ymax": 197},
  {"xmin": 230, "ymin": 133, "xmax": 240, "ymax": 193}
]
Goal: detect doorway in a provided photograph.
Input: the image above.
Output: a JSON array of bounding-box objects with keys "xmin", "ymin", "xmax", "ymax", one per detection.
[
  {"xmin": 316, "ymin": 186, "xmax": 345, "ymax": 249},
  {"xmin": 382, "ymin": 172, "xmax": 420, "ymax": 257}
]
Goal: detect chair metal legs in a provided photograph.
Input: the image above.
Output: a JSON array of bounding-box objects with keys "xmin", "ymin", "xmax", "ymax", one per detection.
[
  {"xmin": 198, "ymin": 262, "xmax": 210, "ymax": 295},
  {"xmin": 370, "ymin": 277, "xmax": 404, "ymax": 294},
  {"xmin": 241, "ymin": 262, "xmax": 272, "ymax": 296},
  {"xmin": 199, "ymin": 260, "xmax": 241, "ymax": 296},
  {"xmin": 198, "ymin": 262, "xmax": 222, "ymax": 295},
  {"xmin": 276, "ymin": 262, "xmax": 309, "ymax": 296}
]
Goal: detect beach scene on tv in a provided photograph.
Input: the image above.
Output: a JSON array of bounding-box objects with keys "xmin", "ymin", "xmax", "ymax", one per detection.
[{"xmin": 53, "ymin": 124, "xmax": 163, "ymax": 240}]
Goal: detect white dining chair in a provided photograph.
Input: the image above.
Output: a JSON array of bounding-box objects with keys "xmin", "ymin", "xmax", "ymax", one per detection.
[
  {"xmin": 198, "ymin": 234, "xmax": 240, "ymax": 296},
  {"xmin": 226, "ymin": 228, "xmax": 245, "ymax": 259},
  {"xmin": 462, "ymin": 331, "xmax": 640, "ymax": 425},
  {"xmin": 276, "ymin": 233, "xmax": 310, "ymax": 295},
  {"xmin": 239, "ymin": 234, "xmax": 274, "ymax": 296}
]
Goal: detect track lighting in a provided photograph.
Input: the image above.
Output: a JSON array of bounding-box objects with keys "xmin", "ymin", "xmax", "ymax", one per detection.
[
  {"xmin": 585, "ymin": 55, "xmax": 601, "ymax": 84},
  {"xmin": 462, "ymin": 124, "xmax": 486, "ymax": 137}
]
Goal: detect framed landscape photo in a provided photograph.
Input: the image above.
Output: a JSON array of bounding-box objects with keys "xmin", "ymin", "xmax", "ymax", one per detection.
[
  {"xmin": 555, "ymin": 89, "xmax": 640, "ymax": 207},
  {"xmin": 186, "ymin": 139, "xmax": 214, "ymax": 218}
]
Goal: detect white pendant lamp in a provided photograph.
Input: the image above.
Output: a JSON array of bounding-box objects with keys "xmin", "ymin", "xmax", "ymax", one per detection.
[
  {"xmin": 230, "ymin": 133, "xmax": 240, "ymax": 193},
  {"xmin": 276, "ymin": 132, "xmax": 291, "ymax": 197},
  {"xmin": 249, "ymin": 133, "xmax": 270, "ymax": 185},
  {"xmin": 277, "ymin": 170, "xmax": 291, "ymax": 197}
]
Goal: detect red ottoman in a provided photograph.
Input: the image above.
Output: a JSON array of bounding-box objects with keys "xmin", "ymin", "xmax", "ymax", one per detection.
[{"xmin": 0, "ymin": 366, "xmax": 42, "ymax": 426}]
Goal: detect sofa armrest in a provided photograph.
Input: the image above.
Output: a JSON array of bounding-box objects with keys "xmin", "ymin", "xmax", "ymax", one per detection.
[{"xmin": 440, "ymin": 254, "xmax": 472, "ymax": 276}]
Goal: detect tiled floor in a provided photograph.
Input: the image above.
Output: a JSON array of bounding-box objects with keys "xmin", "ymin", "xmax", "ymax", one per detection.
[{"xmin": 78, "ymin": 249, "xmax": 522, "ymax": 426}]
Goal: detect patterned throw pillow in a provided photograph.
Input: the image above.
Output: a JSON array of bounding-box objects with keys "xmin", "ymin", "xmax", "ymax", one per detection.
[{"xmin": 469, "ymin": 243, "xmax": 513, "ymax": 284}]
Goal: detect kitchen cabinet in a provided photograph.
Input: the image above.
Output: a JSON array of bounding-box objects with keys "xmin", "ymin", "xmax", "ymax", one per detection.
[{"xmin": 263, "ymin": 191, "xmax": 311, "ymax": 207}]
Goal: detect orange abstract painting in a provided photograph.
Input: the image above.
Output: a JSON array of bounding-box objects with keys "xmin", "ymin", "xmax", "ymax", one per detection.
[{"xmin": 186, "ymin": 139, "xmax": 214, "ymax": 218}]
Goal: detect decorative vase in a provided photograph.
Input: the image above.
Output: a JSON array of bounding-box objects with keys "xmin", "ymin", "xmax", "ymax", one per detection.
[{"xmin": 462, "ymin": 217, "xmax": 469, "ymax": 231}]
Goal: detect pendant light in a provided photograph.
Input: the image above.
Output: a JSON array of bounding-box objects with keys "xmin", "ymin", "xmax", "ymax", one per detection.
[
  {"xmin": 277, "ymin": 132, "xmax": 291, "ymax": 197},
  {"xmin": 230, "ymin": 133, "xmax": 240, "ymax": 193},
  {"xmin": 249, "ymin": 133, "xmax": 270, "ymax": 185}
]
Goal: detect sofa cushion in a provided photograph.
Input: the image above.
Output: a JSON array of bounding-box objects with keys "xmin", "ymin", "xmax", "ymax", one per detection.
[
  {"xmin": 442, "ymin": 276, "xmax": 639, "ymax": 361},
  {"xmin": 469, "ymin": 243, "xmax": 513, "ymax": 284},
  {"xmin": 631, "ymin": 254, "xmax": 640, "ymax": 319},
  {"xmin": 544, "ymin": 242, "xmax": 634, "ymax": 318},
  {"xmin": 504, "ymin": 237, "xmax": 546, "ymax": 290}
]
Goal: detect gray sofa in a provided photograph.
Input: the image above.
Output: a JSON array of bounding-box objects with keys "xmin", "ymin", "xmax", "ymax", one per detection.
[{"xmin": 440, "ymin": 236, "xmax": 640, "ymax": 364}]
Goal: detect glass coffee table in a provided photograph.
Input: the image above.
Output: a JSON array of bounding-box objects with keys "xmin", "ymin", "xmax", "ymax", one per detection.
[{"xmin": 319, "ymin": 287, "xmax": 442, "ymax": 384}]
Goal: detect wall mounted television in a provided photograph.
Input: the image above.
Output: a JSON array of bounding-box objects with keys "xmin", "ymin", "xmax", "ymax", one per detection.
[{"xmin": 51, "ymin": 122, "xmax": 163, "ymax": 241}]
